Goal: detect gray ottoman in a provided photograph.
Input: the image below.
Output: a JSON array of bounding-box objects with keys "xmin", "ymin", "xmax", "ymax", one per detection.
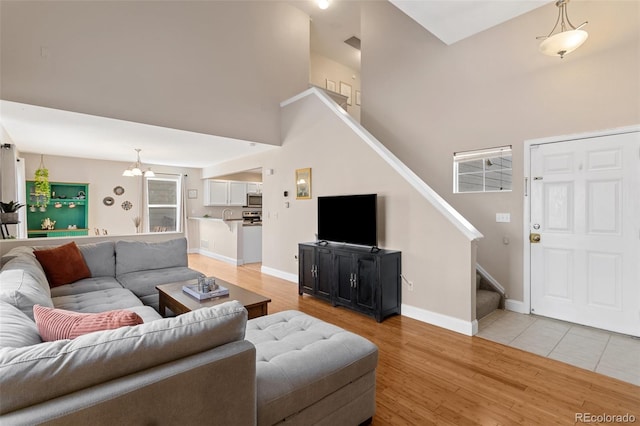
[{"xmin": 246, "ymin": 311, "xmax": 378, "ymax": 426}]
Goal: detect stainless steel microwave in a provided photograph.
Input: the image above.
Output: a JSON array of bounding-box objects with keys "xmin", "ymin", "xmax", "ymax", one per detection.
[{"xmin": 246, "ymin": 193, "xmax": 262, "ymax": 207}]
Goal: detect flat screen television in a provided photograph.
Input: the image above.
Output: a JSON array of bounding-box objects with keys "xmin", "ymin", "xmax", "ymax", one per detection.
[{"xmin": 317, "ymin": 194, "xmax": 377, "ymax": 247}]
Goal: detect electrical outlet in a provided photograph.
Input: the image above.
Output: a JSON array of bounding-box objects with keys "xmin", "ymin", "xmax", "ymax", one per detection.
[{"xmin": 496, "ymin": 213, "xmax": 511, "ymax": 223}]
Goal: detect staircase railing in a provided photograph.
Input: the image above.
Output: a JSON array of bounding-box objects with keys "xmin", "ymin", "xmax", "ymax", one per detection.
[{"xmin": 282, "ymin": 87, "xmax": 483, "ymax": 242}]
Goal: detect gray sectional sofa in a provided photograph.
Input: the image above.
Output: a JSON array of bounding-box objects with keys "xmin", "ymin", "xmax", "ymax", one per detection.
[{"xmin": 0, "ymin": 238, "xmax": 379, "ymax": 425}]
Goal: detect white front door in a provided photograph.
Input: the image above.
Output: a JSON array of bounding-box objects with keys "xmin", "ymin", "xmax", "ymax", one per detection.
[{"xmin": 530, "ymin": 131, "xmax": 640, "ymax": 337}]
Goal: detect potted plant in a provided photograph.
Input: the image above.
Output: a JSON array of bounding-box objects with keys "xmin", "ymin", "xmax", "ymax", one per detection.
[
  {"xmin": 0, "ymin": 201, "xmax": 24, "ymax": 223},
  {"xmin": 34, "ymin": 155, "xmax": 50, "ymax": 210}
]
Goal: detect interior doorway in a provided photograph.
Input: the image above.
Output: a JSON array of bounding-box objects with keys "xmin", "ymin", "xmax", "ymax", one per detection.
[{"xmin": 524, "ymin": 126, "xmax": 640, "ymax": 337}]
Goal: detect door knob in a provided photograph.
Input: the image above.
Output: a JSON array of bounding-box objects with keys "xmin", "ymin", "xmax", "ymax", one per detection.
[{"xmin": 530, "ymin": 233, "xmax": 541, "ymax": 243}]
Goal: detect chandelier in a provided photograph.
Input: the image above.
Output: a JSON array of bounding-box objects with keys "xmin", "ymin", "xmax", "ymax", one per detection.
[
  {"xmin": 537, "ymin": 0, "xmax": 588, "ymax": 59},
  {"xmin": 122, "ymin": 148, "xmax": 155, "ymax": 177}
]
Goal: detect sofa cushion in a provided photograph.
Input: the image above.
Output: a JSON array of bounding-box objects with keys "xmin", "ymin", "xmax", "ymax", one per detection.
[
  {"xmin": 49, "ymin": 277, "xmax": 123, "ymax": 298},
  {"xmin": 245, "ymin": 311, "xmax": 379, "ymax": 426},
  {"xmin": 0, "ymin": 246, "xmax": 35, "ymax": 268},
  {"xmin": 0, "ymin": 301, "xmax": 42, "ymax": 348},
  {"xmin": 0, "ymin": 300, "xmax": 248, "ymax": 415},
  {"xmin": 0, "ymin": 267, "xmax": 54, "ymax": 321},
  {"xmin": 115, "ymin": 238, "xmax": 188, "ymax": 275},
  {"xmin": 0, "ymin": 253, "xmax": 50, "ymax": 297},
  {"xmin": 117, "ymin": 266, "xmax": 202, "ymax": 301},
  {"xmin": 52, "ymin": 288, "xmax": 144, "ymax": 313},
  {"xmin": 121, "ymin": 305, "xmax": 164, "ymax": 323},
  {"xmin": 33, "ymin": 305, "xmax": 144, "ymax": 342},
  {"xmin": 78, "ymin": 241, "xmax": 116, "ymax": 277},
  {"xmin": 34, "ymin": 242, "xmax": 91, "ymax": 287}
]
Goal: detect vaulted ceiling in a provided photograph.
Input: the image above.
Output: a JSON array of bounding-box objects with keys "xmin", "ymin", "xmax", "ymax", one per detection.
[{"xmin": 1, "ymin": 0, "xmax": 554, "ymax": 168}]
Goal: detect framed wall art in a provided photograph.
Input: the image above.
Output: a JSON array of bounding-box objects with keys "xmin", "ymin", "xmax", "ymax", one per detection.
[
  {"xmin": 326, "ymin": 79, "xmax": 336, "ymax": 92},
  {"xmin": 295, "ymin": 168, "xmax": 312, "ymax": 200},
  {"xmin": 340, "ymin": 81, "xmax": 352, "ymax": 105}
]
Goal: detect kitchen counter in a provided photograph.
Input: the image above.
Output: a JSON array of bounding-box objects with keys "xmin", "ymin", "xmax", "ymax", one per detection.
[
  {"xmin": 188, "ymin": 216, "xmax": 243, "ymax": 222},
  {"xmin": 188, "ymin": 217, "xmax": 261, "ymax": 226},
  {"xmin": 188, "ymin": 217, "xmax": 261, "ymax": 264}
]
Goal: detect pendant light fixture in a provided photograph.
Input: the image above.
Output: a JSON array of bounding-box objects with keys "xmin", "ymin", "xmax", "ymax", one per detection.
[
  {"xmin": 122, "ymin": 148, "xmax": 155, "ymax": 177},
  {"xmin": 537, "ymin": 0, "xmax": 588, "ymax": 59}
]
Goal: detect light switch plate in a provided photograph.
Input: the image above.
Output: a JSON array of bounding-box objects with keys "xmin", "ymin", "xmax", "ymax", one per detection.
[{"xmin": 496, "ymin": 213, "xmax": 511, "ymax": 223}]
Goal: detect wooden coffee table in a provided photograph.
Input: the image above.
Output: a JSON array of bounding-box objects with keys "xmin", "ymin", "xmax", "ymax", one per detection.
[{"xmin": 156, "ymin": 278, "xmax": 271, "ymax": 319}]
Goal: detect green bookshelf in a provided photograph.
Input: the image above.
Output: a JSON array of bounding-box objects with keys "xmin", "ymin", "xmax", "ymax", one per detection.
[{"xmin": 26, "ymin": 181, "xmax": 89, "ymax": 238}]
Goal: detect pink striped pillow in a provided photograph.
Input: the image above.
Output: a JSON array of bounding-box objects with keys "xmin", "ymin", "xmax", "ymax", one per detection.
[{"xmin": 33, "ymin": 305, "xmax": 143, "ymax": 341}]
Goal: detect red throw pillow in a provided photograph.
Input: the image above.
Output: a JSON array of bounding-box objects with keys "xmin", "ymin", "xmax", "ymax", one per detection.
[
  {"xmin": 33, "ymin": 305, "xmax": 144, "ymax": 341},
  {"xmin": 34, "ymin": 241, "xmax": 91, "ymax": 287}
]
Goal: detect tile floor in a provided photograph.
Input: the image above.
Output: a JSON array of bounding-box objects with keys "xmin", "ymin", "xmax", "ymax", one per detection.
[{"xmin": 477, "ymin": 309, "xmax": 640, "ymax": 386}]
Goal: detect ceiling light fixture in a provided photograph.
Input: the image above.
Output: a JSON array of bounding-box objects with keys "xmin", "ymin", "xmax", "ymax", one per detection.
[
  {"xmin": 123, "ymin": 148, "xmax": 155, "ymax": 177},
  {"xmin": 537, "ymin": 0, "xmax": 588, "ymax": 59},
  {"xmin": 318, "ymin": 0, "xmax": 329, "ymax": 10}
]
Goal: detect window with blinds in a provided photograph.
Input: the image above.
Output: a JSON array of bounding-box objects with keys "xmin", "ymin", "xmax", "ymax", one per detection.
[{"xmin": 453, "ymin": 146, "xmax": 512, "ymax": 193}]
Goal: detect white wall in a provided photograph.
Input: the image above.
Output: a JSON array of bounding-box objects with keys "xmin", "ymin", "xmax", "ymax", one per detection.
[
  {"xmin": 206, "ymin": 92, "xmax": 478, "ymax": 331},
  {"xmin": 0, "ymin": 1, "xmax": 310, "ymax": 146},
  {"xmin": 361, "ymin": 1, "xmax": 640, "ymax": 303},
  {"xmin": 310, "ymin": 53, "xmax": 361, "ymax": 122},
  {"xmin": 19, "ymin": 153, "xmax": 201, "ymax": 238},
  {"xmin": 0, "ymin": 127, "xmax": 17, "ymax": 203}
]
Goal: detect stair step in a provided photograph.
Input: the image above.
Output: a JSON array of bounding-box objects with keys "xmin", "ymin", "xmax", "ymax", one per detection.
[{"xmin": 476, "ymin": 289, "xmax": 501, "ymax": 319}]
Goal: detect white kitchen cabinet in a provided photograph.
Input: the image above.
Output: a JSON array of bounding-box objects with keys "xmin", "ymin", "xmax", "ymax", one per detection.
[
  {"xmin": 204, "ymin": 180, "xmax": 248, "ymax": 206},
  {"xmin": 229, "ymin": 181, "xmax": 247, "ymax": 206},
  {"xmin": 246, "ymin": 182, "xmax": 262, "ymax": 194},
  {"xmin": 204, "ymin": 180, "xmax": 229, "ymax": 206}
]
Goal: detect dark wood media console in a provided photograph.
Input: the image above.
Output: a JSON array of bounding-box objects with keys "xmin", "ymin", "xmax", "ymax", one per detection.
[{"xmin": 298, "ymin": 242, "xmax": 401, "ymax": 322}]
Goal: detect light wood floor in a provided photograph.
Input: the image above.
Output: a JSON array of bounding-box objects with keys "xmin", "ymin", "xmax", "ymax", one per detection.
[{"xmin": 188, "ymin": 254, "xmax": 640, "ymax": 425}]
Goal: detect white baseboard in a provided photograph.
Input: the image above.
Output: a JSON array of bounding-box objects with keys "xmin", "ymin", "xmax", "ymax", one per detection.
[
  {"xmin": 197, "ymin": 249, "xmax": 242, "ymax": 266},
  {"xmin": 261, "ymin": 266, "xmax": 298, "ymax": 283},
  {"xmin": 505, "ymin": 299, "xmax": 529, "ymax": 314},
  {"xmin": 401, "ymin": 304, "xmax": 478, "ymax": 336}
]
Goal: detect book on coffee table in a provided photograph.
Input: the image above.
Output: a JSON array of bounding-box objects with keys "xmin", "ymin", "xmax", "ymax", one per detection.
[{"xmin": 182, "ymin": 284, "xmax": 229, "ymax": 301}]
